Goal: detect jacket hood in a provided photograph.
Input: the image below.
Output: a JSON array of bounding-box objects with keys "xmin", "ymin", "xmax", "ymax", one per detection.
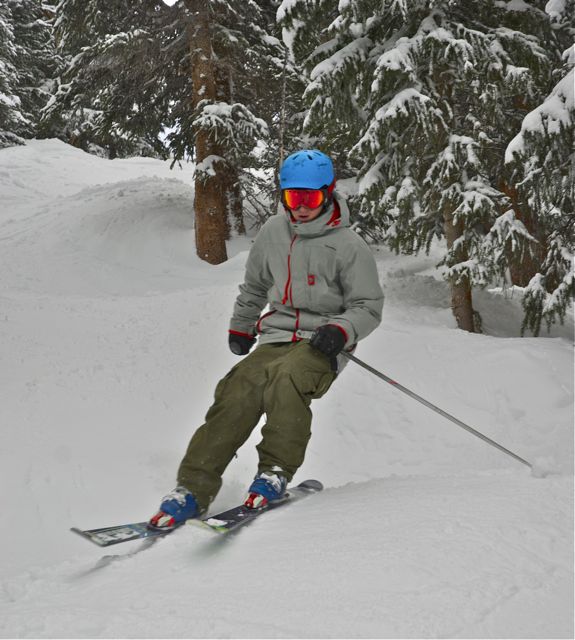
[{"xmin": 280, "ymin": 192, "xmax": 351, "ymax": 238}]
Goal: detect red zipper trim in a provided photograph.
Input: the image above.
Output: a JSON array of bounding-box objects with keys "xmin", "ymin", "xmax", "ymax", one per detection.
[
  {"xmin": 256, "ymin": 309, "xmax": 277, "ymax": 334},
  {"xmin": 282, "ymin": 235, "xmax": 297, "ymax": 305}
]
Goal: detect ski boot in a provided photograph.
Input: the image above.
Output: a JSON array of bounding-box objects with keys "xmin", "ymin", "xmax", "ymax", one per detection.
[
  {"xmin": 244, "ymin": 471, "xmax": 287, "ymax": 509},
  {"xmin": 148, "ymin": 486, "xmax": 199, "ymax": 530}
]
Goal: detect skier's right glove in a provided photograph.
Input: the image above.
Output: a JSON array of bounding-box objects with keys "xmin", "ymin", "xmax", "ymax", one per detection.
[{"xmin": 228, "ymin": 331, "xmax": 256, "ymax": 355}]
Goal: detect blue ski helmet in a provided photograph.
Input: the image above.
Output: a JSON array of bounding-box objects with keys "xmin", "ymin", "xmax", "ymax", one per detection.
[{"xmin": 279, "ymin": 150, "xmax": 335, "ymax": 190}]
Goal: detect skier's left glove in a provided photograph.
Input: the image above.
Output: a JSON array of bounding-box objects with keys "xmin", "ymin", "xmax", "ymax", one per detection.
[
  {"xmin": 310, "ymin": 324, "xmax": 346, "ymax": 357},
  {"xmin": 228, "ymin": 331, "xmax": 256, "ymax": 355}
]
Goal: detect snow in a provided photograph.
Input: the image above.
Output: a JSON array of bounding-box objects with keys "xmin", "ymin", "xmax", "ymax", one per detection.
[
  {"xmin": 195, "ymin": 154, "xmax": 222, "ymax": 179},
  {"xmin": 546, "ymin": 0, "xmax": 568, "ymax": 19},
  {"xmin": 0, "ymin": 140, "xmax": 573, "ymax": 638},
  {"xmin": 276, "ymin": 0, "xmax": 302, "ymax": 23},
  {"xmin": 0, "ymin": 91, "xmax": 22, "ymax": 108},
  {"xmin": 375, "ymin": 41, "xmax": 414, "ymax": 73},
  {"xmin": 505, "ymin": 68, "xmax": 574, "ymax": 162},
  {"xmin": 376, "ymin": 88, "xmax": 431, "ymax": 121},
  {"xmin": 309, "ymin": 36, "xmax": 372, "ymax": 84},
  {"xmin": 505, "ymin": 0, "xmax": 534, "ymax": 11}
]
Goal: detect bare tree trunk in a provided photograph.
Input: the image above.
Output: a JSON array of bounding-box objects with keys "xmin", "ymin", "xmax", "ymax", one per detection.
[
  {"xmin": 443, "ymin": 205, "xmax": 476, "ymax": 332},
  {"xmin": 186, "ymin": 0, "xmax": 228, "ymax": 265}
]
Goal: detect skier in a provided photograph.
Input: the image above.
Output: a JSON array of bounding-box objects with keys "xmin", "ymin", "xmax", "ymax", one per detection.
[{"xmin": 149, "ymin": 149, "xmax": 384, "ymax": 530}]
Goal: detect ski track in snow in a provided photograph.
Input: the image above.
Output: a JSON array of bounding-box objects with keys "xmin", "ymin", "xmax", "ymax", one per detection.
[{"xmin": 0, "ymin": 140, "xmax": 573, "ymax": 638}]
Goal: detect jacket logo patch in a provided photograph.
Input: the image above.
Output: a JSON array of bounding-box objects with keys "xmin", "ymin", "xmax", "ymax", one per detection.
[{"xmin": 308, "ymin": 274, "xmax": 316, "ymax": 286}]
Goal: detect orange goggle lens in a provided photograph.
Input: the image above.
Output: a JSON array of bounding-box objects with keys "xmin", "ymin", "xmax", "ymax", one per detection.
[{"xmin": 282, "ymin": 189, "xmax": 325, "ymax": 210}]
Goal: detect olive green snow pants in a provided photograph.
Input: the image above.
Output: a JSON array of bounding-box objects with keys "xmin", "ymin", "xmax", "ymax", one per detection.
[{"xmin": 177, "ymin": 341, "xmax": 336, "ymax": 512}]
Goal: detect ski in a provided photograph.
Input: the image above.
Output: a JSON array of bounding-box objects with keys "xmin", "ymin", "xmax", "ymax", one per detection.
[
  {"xmin": 200, "ymin": 478, "xmax": 322, "ymax": 534},
  {"xmin": 70, "ymin": 521, "xmax": 166, "ymax": 547},
  {"xmin": 71, "ymin": 479, "xmax": 323, "ymax": 547}
]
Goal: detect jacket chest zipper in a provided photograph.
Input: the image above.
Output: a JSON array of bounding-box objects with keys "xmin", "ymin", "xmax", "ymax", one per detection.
[
  {"xmin": 282, "ymin": 235, "xmax": 302, "ymax": 342},
  {"xmin": 282, "ymin": 235, "xmax": 297, "ymax": 306}
]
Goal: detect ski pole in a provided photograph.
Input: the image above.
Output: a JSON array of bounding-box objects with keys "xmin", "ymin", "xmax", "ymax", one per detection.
[{"xmin": 342, "ymin": 352, "xmax": 533, "ymax": 471}]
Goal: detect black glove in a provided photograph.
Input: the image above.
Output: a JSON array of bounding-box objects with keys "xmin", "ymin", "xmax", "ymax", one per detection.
[
  {"xmin": 310, "ymin": 324, "xmax": 346, "ymax": 357},
  {"xmin": 228, "ymin": 332, "xmax": 256, "ymax": 355}
]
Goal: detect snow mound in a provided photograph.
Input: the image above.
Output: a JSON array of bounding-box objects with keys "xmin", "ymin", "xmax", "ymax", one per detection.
[
  {"xmin": 1, "ymin": 164, "xmax": 201, "ymax": 295},
  {"xmin": 0, "ymin": 138, "xmax": 193, "ymax": 205}
]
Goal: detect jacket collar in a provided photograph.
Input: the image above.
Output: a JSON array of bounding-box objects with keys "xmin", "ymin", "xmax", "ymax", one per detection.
[{"xmin": 282, "ymin": 192, "xmax": 350, "ymax": 238}]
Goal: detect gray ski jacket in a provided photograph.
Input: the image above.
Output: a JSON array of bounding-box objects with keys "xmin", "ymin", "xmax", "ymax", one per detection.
[{"xmin": 229, "ymin": 193, "xmax": 384, "ymax": 371}]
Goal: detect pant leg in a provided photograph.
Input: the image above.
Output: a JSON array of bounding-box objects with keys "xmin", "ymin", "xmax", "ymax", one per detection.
[
  {"xmin": 256, "ymin": 341, "xmax": 336, "ymax": 481},
  {"xmin": 176, "ymin": 344, "xmax": 285, "ymax": 511}
]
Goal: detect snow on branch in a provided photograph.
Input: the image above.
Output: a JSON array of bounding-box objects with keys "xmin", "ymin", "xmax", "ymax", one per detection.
[
  {"xmin": 356, "ymin": 88, "xmax": 433, "ymax": 154},
  {"xmin": 308, "ymin": 36, "xmax": 372, "ymax": 87},
  {"xmin": 195, "ymin": 154, "xmax": 225, "ymax": 180},
  {"xmin": 375, "ymin": 36, "xmax": 414, "ymax": 72},
  {"xmin": 443, "ymin": 257, "xmax": 490, "ymax": 287},
  {"xmin": 194, "ymin": 101, "xmax": 269, "ymax": 151},
  {"xmin": 505, "ymin": 68, "xmax": 574, "ymax": 162},
  {"xmin": 494, "ymin": 26, "xmax": 549, "ymax": 63}
]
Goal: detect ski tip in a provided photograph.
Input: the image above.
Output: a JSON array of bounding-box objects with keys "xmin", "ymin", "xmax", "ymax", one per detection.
[
  {"xmin": 70, "ymin": 527, "xmax": 108, "ymax": 546},
  {"xmin": 298, "ymin": 479, "xmax": 323, "ymax": 492}
]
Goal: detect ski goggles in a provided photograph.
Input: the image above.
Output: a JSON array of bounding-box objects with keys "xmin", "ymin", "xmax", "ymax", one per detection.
[{"xmin": 281, "ymin": 188, "xmax": 327, "ymax": 210}]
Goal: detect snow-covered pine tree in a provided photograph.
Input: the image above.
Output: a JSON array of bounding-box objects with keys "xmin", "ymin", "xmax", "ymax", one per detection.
[
  {"xmin": 181, "ymin": 0, "xmax": 282, "ymax": 262},
  {"xmin": 196, "ymin": 0, "xmax": 285, "ymax": 236},
  {"xmin": 285, "ymin": 0, "xmax": 567, "ymax": 332},
  {"xmin": 0, "ymin": 2, "xmax": 28, "ymax": 146},
  {"xmin": 502, "ymin": 0, "xmax": 574, "ymax": 335},
  {"xmin": 44, "ymin": 0, "xmax": 170, "ymax": 158},
  {"xmin": 221, "ymin": 0, "xmax": 307, "ymax": 229},
  {"xmin": 8, "ymin": 0, "xmax": 60, "ymax": 140},
  {"xmin": 277, "ymin": 0, "xmax": 355, "ymax": 176},
  {"xmin": 217, "ymin": 0, "xmax": 311, "ymax": 230},
  {"xmin": 482, "ymin": 1, "xmax": 574, "ymax": 336},
  {"xmin": 46, "ymin": 0, "xmax": 282, "ymax": 262}
]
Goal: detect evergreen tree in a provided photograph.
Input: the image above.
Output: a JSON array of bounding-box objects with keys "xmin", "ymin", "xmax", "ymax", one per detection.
[
  {"xmin": 482, "ymin": 0, "xmax": 574, "ymax": 336},
  {"xmin": 282, "ymin": 0, "xmax": 570, "ymax": 333},
  {"xmin": 179, "ymin": 0, "xmax": 284, "ymax": 262},
  {"xmin": 46, "ymin": 0, "xmax": 285, "ymax": 264},
  {"xmin": 277, "ymin": 0, "xmax": 351, "ymax": 173},
  {"xmin": 193, "ymin": 0, "xmax": 282, "ymax": 235},
  {"xmin": 503, "ymin": 54, "xmax": 574, "ymax": 335},
  {"xmin": 43, "ymin": 0, "xmax": 171, "ymax": 157},
  {"xmin": 0, "ymin": 2, "xmax": 27, "ymax": 147},
  {"xmin": 9, "ymin": 0, "xmax": 60, "ymax": 139},
  {"xmin": 230, "ymin": 1, "xmax": 306, "ymax": 226}
]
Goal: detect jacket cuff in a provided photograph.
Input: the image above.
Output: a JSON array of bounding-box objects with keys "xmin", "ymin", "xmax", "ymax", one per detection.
[
  {"xmin": 229, "ymin": 329, "xmax": 255, "ymax": 339},
  {"xmin": 328, "ymin": 324, "xmax": 349, "ymax": 344},
  {"xmin": 329, "ymin": 320, "xmax": 356, "ymax": 349}
]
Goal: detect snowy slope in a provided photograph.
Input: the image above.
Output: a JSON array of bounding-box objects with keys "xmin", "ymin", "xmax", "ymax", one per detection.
[{"xmin": 0, "ymin": 140, "xmax": 573, "ymax": 638}]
